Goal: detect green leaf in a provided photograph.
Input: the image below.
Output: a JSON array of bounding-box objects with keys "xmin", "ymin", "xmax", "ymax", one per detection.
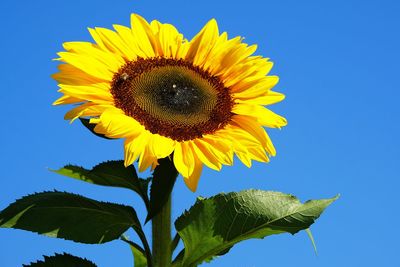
[
  {"xmin": 146, "ymin": 157, "xmax": 178, "ymax": 223},
  {"xmin": 0, "ymin": 191, "xmax": 141, "ymax": 244},
  {"xmin": 121, "ymin": 236, "xmax": 149, "ymax": 267},
  {"xmin": 23, "ymin": 253, "xmax": 97, "ymax": 267},
  {"xmin": 132, "ymin": 245, "xmax": 148, "ymax": 267},
  {"xmin": 174, "ymin": 190, "xmax": 338, "ymax": 266},
  {"xmin": 80, "ymin": 118, "xmax": 111, "ymax": 140},
  {"xmin": 51, "ymin": 161, "xmax": 150, "ymax": 209}
]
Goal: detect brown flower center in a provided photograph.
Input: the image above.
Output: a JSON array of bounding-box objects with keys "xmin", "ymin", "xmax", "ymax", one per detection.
[{"xmin": 110, "ymin": 57, "xmax": 233, "ymax": 141}]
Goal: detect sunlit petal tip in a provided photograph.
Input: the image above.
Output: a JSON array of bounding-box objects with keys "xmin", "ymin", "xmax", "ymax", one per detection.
[
  {"xmin": 52, "ymin": 99, "xmax": 61, "ymax": 106},
  {"xmin": 268, "ymin": 91, "xmax": 286, "ymax": 103},
  {"xmin": 89, "ymin": 118, "xmax": 100, "ymax": 124},
  {"xmin": 173, "ymin": 143, "xmax": 195, "ymax": 178},
  {"xmin": 272, "ymin": 75, "xmax": 280, "ymax": 82},
  {"xmin": 130, "ymin": 13, "xmax": 150, "ymax": 29},
  {"xmin": 203, "ymin": 18, "xmax": 219, "ymax": 36},
  {"xmin": 183, "ymin": 157, "xmax": 203, "ymax": 192},
  {"xmin": 183, "ymin": 177, "xmax": 197, "ymax": 192},
  {"xmin": 50, "ymin": 73, "xmax": 59, "ymax": 80},
  {"xmin": 138, "ymin": 149, "xmax": 155, "ymax": 172},
  {"xmin": 207, "ymin": 18, "xmax": 218, "ymax": 27},
  {"xmin": 123, "ymin": 138, "xmax": 137, "ymax": 167},
  {"xmin": 275, "ymin": 117, "xmax": 288, "ymax": 128},
  {"xmin": 123, "ymin": 158, "xmax": 132, "ymax": 168},
  {"xmin": 112, "ymin": 24, "xmax": 121, "ymax": 29},
  {"xmin": 237, "ymin": 153, "xmax": 252, "ymax": 168}
]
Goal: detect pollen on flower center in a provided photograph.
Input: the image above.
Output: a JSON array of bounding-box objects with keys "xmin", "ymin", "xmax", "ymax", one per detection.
[
  {"xmin": 110, "ymin": 57, "xmax": 234, "ymax": 141},
  {"xmin": 157, "ymin": 82, "xmax": 200, "ymax": 115}
]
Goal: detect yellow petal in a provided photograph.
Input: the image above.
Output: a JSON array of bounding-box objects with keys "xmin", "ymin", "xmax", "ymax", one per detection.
[
  {"xmin": 231, "ymin": 139, "xmax": 252, "ymax": 168},
  {"xmin": 205, "ymin": 35, "xmax": 241, "ymax": 74},
  {"xmin": 150, "ymin": 20, "xmax": 162, "ymax": 33},
  {"xmin": 88, "ymin": 27, "xmax": 108, "ymax": 51},
  {"xmin": 242, "ymin": 56, "xmax": 274, "ymax": 76},
  {"xmin": 231, "ymin": 76, "xmax": 279, "ymax": 95},
  {"xmin": 93, "ymin": 27, "xmax": 137, "ymax": 60},
  {"xmin": 216, "ymin": 125, "xmax": 259, "ymax": 147},
  {"xmin": 231, "ymin": 115, "xmax": 276, "ymax": 156},
  {"xmin": 222, "ymin": 61, "xmax": 261, "ymax": 88},
  {"xmin": 234, "ymin": 91, "xmax": 285, "ymax": 106},
  {"xmin": 53, "ymin": 95, "xmax": 83, "ymax": 105},
  {"xmin": 232, "ymin": 103, "xmax": 287, "ymax": 128},
  {"xmin": 57, "ymin": 52, "xmax": 115, "ymax": 80},
  {"xmin": 61, "ymin": 42, "xmax": 124, "ymax": 72},
  {"xmin": 197, "ymin": 136, "xmax": 233, "ymax": 166},
  {"xmin": 236, "ymin": 152, "xmax": 252, "ymax": 168},
  {"xmin": 93, "ymin": 109, "xmax": 144, "ymax": 139},
  {"xmin": 52, "ymin": 64, "xmax": 103, "ymax": 85},
  {"xmin": 130, "ymin": 14, "xmax": 157, "ymax": 57},
  {"xmin": 113, "ymin": 24, "xmax": 147, "ymax": 58},
  {"xmin": 215, "ymin": 124, "xmax": 271, "ymax": 167},
  {"xmin": 202, "ymin": 32, "xmax": 228, "ymax": 71},
  {"xmin": 183, "ymin": 152, "xmax": 203, "ymax": 192},
  {"xmin": 124, "ymin": 132, "xmax": 149, "ymax": 167},
  {"xmin": 58, "ymin": 83, "xmax": 113, "ymax": 104},
  {"xmin": 186, "ymin": 19, "xmax": 219, "ymax": 66},
  {"xmin": 247, "ymin": 146, "xmax": 270, "ymax": 163},
  {"xmin": 139, "ymin": 143, "xmax": 157, "ymax": 172},
  {"xmin": 158, "ymin": 23, "xmax": 184, "ymax": 58},
  {"xmin": 63, "ymin": 103, "xmax": 93, "ymax": 121},
  {"xmin": 190, "ymin": 140, "xmax": 222, "ymax": 171},
  {"xmin": 149, "ymin": 134, "xmax": 176, "ymax": 158},
  {"xmin": 64, "ymin": 103, "xmax": 111, "ymax": 122},
  {"xmin": 173, "ymin": 142, "xmax": 195, "ymax": 177},
  {"xmin": 218, "ymin": 44, "xmax": 258, "ymax": 84}
]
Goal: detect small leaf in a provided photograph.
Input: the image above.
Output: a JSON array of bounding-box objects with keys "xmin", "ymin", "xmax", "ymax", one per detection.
[
  {"xmin": 80, "ymin": 118, "xmax": 111, "ymax": 140},
  {"xmin": 174, "ymin": 190, "xmax": 338, "ymax": 266},
  {"xmin": 121, "ymin": 236, "xmax": 150, "ymax": 267},
  {"xmin": 23, "ymin": 253, "xmax": 97, "ymax": 267},
  {"xmin": 146, "ymin": 157, "xmax": 178, "ymax": 222},
  {"xmin": 51, "ymin": 161, "xmax": 150, "ymax": 209},
  {"xmin": 0, "ymin": 191, "xmax": 141, "ymax": 244},
  {"xmin": 132, "ymin": 245, "xmax": 148, "ymax": 267}
]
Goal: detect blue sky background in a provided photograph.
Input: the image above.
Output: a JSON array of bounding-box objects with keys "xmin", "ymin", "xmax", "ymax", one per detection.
[{"xmin": 1, "ymin": 0, "xmax": 399, "ymax": 266}]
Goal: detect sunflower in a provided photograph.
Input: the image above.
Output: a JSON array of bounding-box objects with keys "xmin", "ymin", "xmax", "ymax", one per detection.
[{"xmin": 53, "ymin": 14, "xmax": 287, "ymax": 191}]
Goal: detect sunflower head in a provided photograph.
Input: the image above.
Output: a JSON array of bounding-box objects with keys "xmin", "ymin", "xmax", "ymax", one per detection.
[{"xmin": 53, "ymin": 14, "xmax": 287, "ymax": 192}]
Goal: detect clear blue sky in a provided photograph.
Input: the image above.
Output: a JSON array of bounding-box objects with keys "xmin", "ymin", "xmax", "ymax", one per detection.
[{"xmin": 1, "ymin": 0, "xmax": 399, "ymax": 266}]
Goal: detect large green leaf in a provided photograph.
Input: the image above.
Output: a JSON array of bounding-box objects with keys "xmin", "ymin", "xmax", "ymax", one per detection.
[
  {"xmin": 146, "ymin": 157, "xmax": 178, "ymax": 222},
  {"xmin": 23, "ymin": 253, "xmax": 97, "ymax": 267},
  {"xmin": 51, "ymin": 161, "xmax": 150, "ymax": 209},
  {"xmin": 0, "ymin": 191, "xmax": 141, "ymax": 244},
  {"xmin": 174, "ymin": 190, "xmax": 338, "ymax": 267}
]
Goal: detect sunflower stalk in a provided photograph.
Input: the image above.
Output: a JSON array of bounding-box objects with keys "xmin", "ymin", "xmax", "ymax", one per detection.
[{"xmin": 152, "ymin": 194, "xmax": 172, "ymax": 267}]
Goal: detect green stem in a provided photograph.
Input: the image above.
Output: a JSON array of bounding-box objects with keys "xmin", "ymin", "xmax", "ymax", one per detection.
[{"xmin": 152, "ymin": 195, "xmax": 172, "ymax": 267}]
